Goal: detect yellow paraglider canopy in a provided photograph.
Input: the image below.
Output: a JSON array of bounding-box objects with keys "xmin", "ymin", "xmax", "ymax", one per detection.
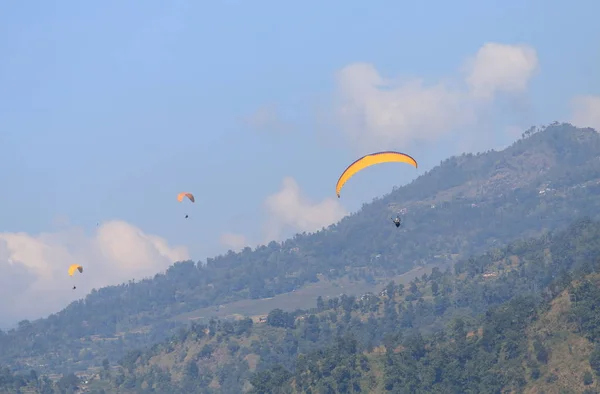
[
  {"xmin": 68, "ymin": 264, "xmax": 83, "ymax": 276},
  {"xmin": 336, "ymin": 151, "xmax": 418, "ymax": 198},
  {"xmin": 177, "ymin": 192, "xmax": 195, "ymax": 203}
]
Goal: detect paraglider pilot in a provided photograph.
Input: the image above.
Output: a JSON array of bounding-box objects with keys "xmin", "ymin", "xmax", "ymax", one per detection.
[{"xmin": 392, "ymin": 216, "xmax": 401, "ymax": 228}]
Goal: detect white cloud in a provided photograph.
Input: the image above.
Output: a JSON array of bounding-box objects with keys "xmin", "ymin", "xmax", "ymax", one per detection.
[
  {"xmin": 242, "ymin": 103, "xmax": 294, "ymax": 134},
  {"xmin": 333, "ymin": 42, "xmax": 539, "ymax": 151},
  {"xmin": 219, "ymin": 232, "xmax": 249, "ymax": 251},
  {"xmin": 570, "ymin": 95, "xmax": 600, "ymax": 132},
  {"xmin": 262, "ymin": 177, "xmax": 347, "ymax": 241},
  {"xmin": 0, "ymin": 220, "xmax": 189, "ymax": 325},
  {"xmin": 217, "ymin": 177, "xmax": 346, "ymax": 253},
  {"xmin": 465, "ymin": 43, "xmax": 539, "ymax": 99}
]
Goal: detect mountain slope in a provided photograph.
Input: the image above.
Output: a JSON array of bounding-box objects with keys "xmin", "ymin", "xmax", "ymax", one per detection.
[
  {"xmin": 3, "ymin": 123, "xmax": 600, "ymax": 375},
  {"xmin": 272, "ymin": 273, "xmax": 600, "ymax": 394},
  {"xmin": 68, "ymin": 217, "xmax": 600, "ymax": 394}
]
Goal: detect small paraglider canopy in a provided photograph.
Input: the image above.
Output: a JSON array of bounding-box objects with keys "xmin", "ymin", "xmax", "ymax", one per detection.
[
  {"xmin": 68, "ymin": 264, "xmax": 83, "ymax": 290},
  {"xmin": 68, "ymin": 264, "xmax": 83, "ymax": 276},
  {"xmin": 177, "ymin": 192, "xmax": 195, "ymax": 219},
  {"xmin": 336, "ymin": 151, "xmax": 418, "ymax": 198},
  {"xmin": 177, "ymin": 192, "xmax": 195, "ymax": 203}
]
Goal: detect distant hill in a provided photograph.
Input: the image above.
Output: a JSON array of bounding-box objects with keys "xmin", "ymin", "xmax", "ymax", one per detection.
[
  {"xmin": 11, "ymin": 216, "xmax": 600, "ymax": 393},
  {"xmin": 3, "ymin": 122, "xmax": 600, "ymax": 376}
]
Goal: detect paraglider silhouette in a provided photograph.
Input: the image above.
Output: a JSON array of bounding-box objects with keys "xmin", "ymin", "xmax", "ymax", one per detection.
[
  {"xmin": 68, "ymin": 264, "xmax": 83, "ymax": 290},
  {"xmin": 177, "ymin": 192, "xmax": 194, "ymax": 219}
]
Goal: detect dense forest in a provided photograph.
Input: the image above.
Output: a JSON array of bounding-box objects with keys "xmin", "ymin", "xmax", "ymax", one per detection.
[
  {"xmin": 3, "ymin": 123, "xmax": 600, "ymax": 385},
  {"xmin": 5, "ymin": 216, "xmax": 600, "ymax": 393},
  {"xmin": 107, "ymin": 217, "xmax": 600, "ymax": 393}
]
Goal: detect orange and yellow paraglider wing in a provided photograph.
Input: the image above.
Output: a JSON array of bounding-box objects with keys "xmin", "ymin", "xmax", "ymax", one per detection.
[
  {"xmin": 68, "ymin": 264, "xmax": 83, "ymax": 276},
  {"xmin": 335, "ymin": 151, "xmax": 417, "ymax": 198},
  {"xmin": 177, "ymin": 192, "xmax": 195, "ymax": 202}
]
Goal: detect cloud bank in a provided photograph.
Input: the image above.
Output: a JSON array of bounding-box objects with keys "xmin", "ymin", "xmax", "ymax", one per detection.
[
  {"xmin": 220, "ymin": 177, "xmax": 347, "ymax": 249},
  {"xmin": 333, "ymin": 42, "xmax": 539, "ymax": 151},
  {"xmin": 0, "ymin": 220, "xmax": 188, "ymax": 325},
  {"xmin": 263, "ymin": 177, "xmax": 347, "ymax": 241}
]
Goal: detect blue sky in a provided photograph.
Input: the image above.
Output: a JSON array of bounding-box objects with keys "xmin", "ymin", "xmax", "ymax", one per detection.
[{"xmin": 0, "ymin": 0, "xmax": 599, "ymax": 323}]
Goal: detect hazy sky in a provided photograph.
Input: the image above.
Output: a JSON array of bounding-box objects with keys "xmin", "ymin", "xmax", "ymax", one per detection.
[{"xmin": 0, "ymin": 0, "xmax": 599, "ymax": 325}]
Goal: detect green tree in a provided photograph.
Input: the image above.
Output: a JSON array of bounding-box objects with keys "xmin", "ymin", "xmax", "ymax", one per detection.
[
  {"xmin": 590, "ymin": 347, "xmax": 600, "ymax": 375},
  {"xmin": 431, "ymin": 280, "xmax": 439, "ymax": 296},
  {"xmin": 583, "ymin": 370, "xmax": 593, "ymax": 385},
  {"xmin": 317, "ymin": 296, "xmax": 325, "ymax": 312}
]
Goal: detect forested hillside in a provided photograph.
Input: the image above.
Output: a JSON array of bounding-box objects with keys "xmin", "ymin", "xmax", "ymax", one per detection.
[
  {"xmin": 14, "ymin": 217, "xmax": 596, "ymax": 394},
  {"xmin": 5, "ymin": 216, "xmax": 600, "ymax": 393},
  {"xmin": 3, "ymin": 123, "xmax": 600, "ymax": 377}
]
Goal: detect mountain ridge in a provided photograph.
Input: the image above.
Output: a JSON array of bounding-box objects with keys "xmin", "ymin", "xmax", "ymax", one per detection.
[
  {"xmin": 3, "ymin": 122, "xmax": 600, "ymax": 377},
  {"xmin": 39, "ymin": 216, "xmax": 600, "ymax": 393}
]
